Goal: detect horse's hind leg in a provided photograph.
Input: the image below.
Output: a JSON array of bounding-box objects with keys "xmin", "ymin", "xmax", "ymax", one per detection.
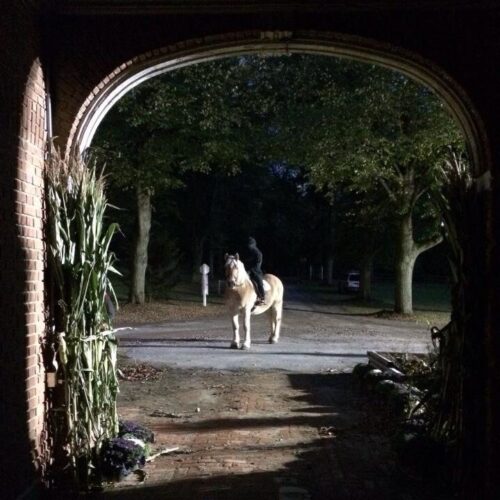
[
  {"xmin": 268, "ymin": 301, "xmax": 283, "ymax": 344},
  {"xmin": 230, "ymin": 313, "xmax": 240, "ymax": 349}
]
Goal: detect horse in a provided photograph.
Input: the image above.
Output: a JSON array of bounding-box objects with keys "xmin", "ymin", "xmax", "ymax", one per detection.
[{"xmin": 223, "ymin": 253, "xmax": 284, "ymax": 350}]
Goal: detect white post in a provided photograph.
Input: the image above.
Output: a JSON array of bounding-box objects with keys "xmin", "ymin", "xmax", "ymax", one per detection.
[
  {"xmin": 309, "ymin": 264, "xmax": 313, "ymax": 281},
  {"xmin": 199, "ymin": 263, "xmax": 210, "ymax": 307},
  {"xmin": 320, "ymin": 265, "xmax": 324, "ymax": 281}
]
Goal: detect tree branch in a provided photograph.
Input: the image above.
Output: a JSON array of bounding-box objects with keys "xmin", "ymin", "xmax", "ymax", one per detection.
[
  {"xmin": 394, "ymin": 163, "xmax": 404, "ymax": 180},
  {"xmin": 415, "ymin": 233, "xmax": 443, "ymax": 255},
  {"xmin": 413, "ymin": 187, "xmax": 428, "ymax": 205},
  {"xmin": 379, "ymin": 178, "xmax": 397, "ymax": 202}
]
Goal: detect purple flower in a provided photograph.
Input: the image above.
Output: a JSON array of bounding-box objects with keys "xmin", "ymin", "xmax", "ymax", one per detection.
[
  {"xmin": 101, "ymin": 436, "xmax": 146, "ymax": 479},
  {"xmin": 119, "ymin": 420, "xmax": 154, "ymax": 443}
]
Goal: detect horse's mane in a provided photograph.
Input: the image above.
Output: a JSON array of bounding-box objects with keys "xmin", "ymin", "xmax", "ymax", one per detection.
[
  {"xmin": 225, "ymin": 254, "xmax": 245, "ymax": 270},
  {"xmin": 225, "ymin": 254, "xmax": 249, "ymax": 283}
]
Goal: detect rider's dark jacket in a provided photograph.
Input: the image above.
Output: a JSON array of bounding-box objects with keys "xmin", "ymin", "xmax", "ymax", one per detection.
[
  {"xmin": 245, "ymin": 237, "xmax": 265, "ymax": 299},
  {"xmin": 246, "ymin": 238, "xmax": 263, "ymax": 273}
]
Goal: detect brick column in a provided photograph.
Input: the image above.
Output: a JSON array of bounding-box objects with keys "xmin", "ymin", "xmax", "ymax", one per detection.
[{"xmin": 0, "ymin": 3, "xmax": 48, "ymax": 498}]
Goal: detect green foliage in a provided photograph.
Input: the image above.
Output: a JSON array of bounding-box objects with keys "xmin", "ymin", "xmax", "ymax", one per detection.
[
  {"xmin": 288, "ymin": 63, "xmax": 464, "ymax": 233},
  {"xmin": 46, "ymin": 147, "xmax": 120, "ymax": 487},
  {"xmin": 92, "ymin": 54, "xmax": 465, "ymax": 283},
  {"xmin": 94, "ymin": 58, "xmax": 265, "ymax": 194}
]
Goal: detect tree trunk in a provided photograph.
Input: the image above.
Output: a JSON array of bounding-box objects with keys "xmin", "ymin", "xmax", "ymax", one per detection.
[
  {"xmin": 326, "ymin": 256, "xmax": 334, "ymax": 285},
  {"xmin": 129, "ymin": 187, "xmax": 152, "ymax": 304},
  {"xmin": 394, "ymin": 211, "xmax": 443, "ymax": 314},
  {"xmin": 191, "ymin": 235, "xmax": 206, "ymax": 282},
  {"xmin": 394, "ymin": 213, "xmax": 416, "ymax": 314},
  {"xmin": 361, "ymin": 254, "xmax": 373, "ymax": 300},
  {"xmin": 208, "ymin": 244, "xmax": 215, "ymax": 276},
  {"xmin": 326, "ymin": 204, "xmax": 335, "ymax": 285}
]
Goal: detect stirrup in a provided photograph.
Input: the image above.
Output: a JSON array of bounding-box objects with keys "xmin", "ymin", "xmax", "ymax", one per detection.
[{"xmin": 251, "ymin": 299, "xmax": 263, "ymax": 312}]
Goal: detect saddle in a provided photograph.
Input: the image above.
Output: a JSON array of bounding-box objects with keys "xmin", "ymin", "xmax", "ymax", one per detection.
[{"xmin": 250, "ymin": 278, "xmax": 271, "ymax": 309}]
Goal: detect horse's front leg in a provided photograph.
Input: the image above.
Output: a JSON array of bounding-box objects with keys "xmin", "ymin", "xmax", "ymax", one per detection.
[
  {"xmin": 241, "ymin": 307, "xmax": 252, "ymax": 350},
  {"xmin": 230, "ymin": 313, "xmax": 240, "ymax": 349}
]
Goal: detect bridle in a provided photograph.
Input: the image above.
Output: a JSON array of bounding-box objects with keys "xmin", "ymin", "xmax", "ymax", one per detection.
[{"xmin": 225, "ymin": 255, "xmax": 245, "ymax": 289}]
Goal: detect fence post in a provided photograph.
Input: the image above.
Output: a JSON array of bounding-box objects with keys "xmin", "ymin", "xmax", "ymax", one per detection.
[{"xmin": 199, "ymin": 263, "xmax": 210, "ymax": 306}]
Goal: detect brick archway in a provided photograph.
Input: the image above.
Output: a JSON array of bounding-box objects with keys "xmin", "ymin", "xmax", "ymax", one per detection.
[
  {"xmin": 60, "ymin": 30, "xmax": 495, "ymax": 498},
  {"xmin": 67, "ymin": 30, "xmax": 490, "ymax": 177},
  {"xmin": 2, "ymin": 4, "xmax": 499, "ymax": 498}
]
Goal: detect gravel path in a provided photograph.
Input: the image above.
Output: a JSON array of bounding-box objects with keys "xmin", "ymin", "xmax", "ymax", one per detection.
[{"xmin": 116, "ymin": 285, "xmax": 432, "ymax": 373}]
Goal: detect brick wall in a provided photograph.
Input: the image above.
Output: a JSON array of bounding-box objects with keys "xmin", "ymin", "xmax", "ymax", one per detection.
[
  {"xmin": 1, "ymin": 3, "xmax": 499, "ymax": 498},
  {"xmin": 20, "ymin": 55, "xmax": 48, "ymax": 475},
  {"xmin": 47, "ymin": 10, "xmax": 498, "ymax": 498},
  {"xmin": 0, "ymin": 2, "xmax": 48, "ymax": 499}
]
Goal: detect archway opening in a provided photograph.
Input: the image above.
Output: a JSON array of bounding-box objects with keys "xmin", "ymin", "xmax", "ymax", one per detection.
[
  {"xmin": 49, "ymin": 32, "xmax": 489, "ymax": 497},
  {"xmin": 68, "ymin": 34, "xmax": 488, "ymax": 174},
  {"xmin": 92, "ymin": 52, "xmax": 462, "ymax": 319}
]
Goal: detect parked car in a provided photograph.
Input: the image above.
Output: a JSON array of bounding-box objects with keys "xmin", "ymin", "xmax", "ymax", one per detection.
[{"xmin": 338, "ymin": 270, "xmax": 360, "ymax": 293}]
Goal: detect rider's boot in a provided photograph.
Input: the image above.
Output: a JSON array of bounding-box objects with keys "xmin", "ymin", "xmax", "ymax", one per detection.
[{"xmin": 255, "ymin": 294, "xmax": 266, "ymax": 306}]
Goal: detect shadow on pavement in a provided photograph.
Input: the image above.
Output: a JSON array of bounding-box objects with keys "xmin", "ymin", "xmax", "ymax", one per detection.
[
  {"xmin": 284, "ymin": 305, "xmax": 380, "ymax": 316},
  {"xmin": 47, "ymin": 373, "xmax": 450, "ymax": 500}
]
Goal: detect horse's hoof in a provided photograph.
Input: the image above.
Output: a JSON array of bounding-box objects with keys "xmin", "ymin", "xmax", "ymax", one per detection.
[
  {"xmin": 241, "ymin": 343, "xmax": 251, "ymax": 350},
  {"xmin": 230, "ymin": 342, "xmax": 240, "ymax": 349},
  {"xmin": 268, "ymin": 337, "xmax": 278, "ymax": 344}
]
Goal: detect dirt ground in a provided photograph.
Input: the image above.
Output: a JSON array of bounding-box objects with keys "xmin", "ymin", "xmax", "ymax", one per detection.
[
  {"xmin": 115, "ymin": 299, "xmax": 227, "ymax": 325},
  {"xmin": 101, "ymin": 363, "xmax": 448, "ymax": 500}
]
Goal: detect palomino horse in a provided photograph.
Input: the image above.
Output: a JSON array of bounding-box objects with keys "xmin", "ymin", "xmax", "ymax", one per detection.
[{"xmin": 224, "ymin": 253, "xmax": 284, "ymax": 350}]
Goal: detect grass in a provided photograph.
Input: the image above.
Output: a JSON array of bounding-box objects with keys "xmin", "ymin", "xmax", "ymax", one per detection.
[
  {"xmin": 111, "ymin": 275, "xmax": 451, "ymax": 328},
  {"xmin": 110, "ymin": 274, "xmax": 226, "ymax": 304},
  {"xmin": 368, "ymin": 282, "xmax": 450, "ymax": 312},
  {"xmin": 301, "ymin": 280, "xmax": 451, "ymax": 328},
  {"xmin": 112, "ymin": 278, "xmax": 226, "ymax": 325}
]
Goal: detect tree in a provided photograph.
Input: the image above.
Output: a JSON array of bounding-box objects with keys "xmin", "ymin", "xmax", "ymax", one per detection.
[
  {"xmin": 331, "ymin": 185, "xmax": 393, "ymax": 299},
  {"xmin": 290, "ymin": 64, "xmax": 464, "ymax": 313},
  {"xmin": 94, "ymin": 54, "xmax": 465, "ymax": 312},
  {"xmin": 94, "ymin": 59, "xmax": 258, "ymax": 302}
]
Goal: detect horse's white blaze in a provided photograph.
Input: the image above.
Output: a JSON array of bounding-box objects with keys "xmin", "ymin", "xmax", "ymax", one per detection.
[{"xmin": 223, "ymin": 255, "xmax": 284, "ymax": 350}]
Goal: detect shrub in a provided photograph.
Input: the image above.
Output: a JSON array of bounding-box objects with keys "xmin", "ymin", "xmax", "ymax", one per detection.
[
  {"xmin": 101, "ymin": 437, "xmax": 146, "ymax": 480},
  {"xmin": 119, "ymin": 420, "xmax": 155, "ymax": 444}
]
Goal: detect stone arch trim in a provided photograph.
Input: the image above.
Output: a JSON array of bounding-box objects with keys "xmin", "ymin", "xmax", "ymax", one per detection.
[{"xmin": 66, "ymin": 29, "xmax": 491, "ymax": 176}]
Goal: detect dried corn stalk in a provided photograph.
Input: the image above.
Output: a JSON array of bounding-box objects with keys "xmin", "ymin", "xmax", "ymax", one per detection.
[
  {"xmin": 431, "ymin": 150, "xmax": 473, "ymax": 484},
  {"xmin": 46, "ymin": 147, "xmax": 120, "ymax": 487}
]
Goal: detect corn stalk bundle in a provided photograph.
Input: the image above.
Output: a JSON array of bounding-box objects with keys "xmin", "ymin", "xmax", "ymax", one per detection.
[
  {"xmin": 431, "ymin": 150, "xmax": 472, "ymax": 479},
  {"xmin": 45, "ymin": 148, "xmax": 120, "ymax": 486}
]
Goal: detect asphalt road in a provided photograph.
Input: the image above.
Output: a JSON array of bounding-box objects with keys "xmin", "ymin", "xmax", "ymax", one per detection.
[{"xmin": 116, "ymin": 286, "xmax": 433, "ymax": 373}]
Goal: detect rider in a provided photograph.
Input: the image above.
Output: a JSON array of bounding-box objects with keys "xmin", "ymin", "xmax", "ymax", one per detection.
[{"xmin": 245, "ymin": 237, "xmax": 266, "ymax": 305}]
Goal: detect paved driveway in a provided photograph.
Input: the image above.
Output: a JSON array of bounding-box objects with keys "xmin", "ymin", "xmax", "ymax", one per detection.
[{"xmin": 116, "ymin": 287, "xmax": 432, "ymax": 372}]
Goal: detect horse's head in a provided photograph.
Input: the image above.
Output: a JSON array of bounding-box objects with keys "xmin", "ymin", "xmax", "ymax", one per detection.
[{"xmin": 224, "ymin": 253, "xmax": 245, "ymax": 288}]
